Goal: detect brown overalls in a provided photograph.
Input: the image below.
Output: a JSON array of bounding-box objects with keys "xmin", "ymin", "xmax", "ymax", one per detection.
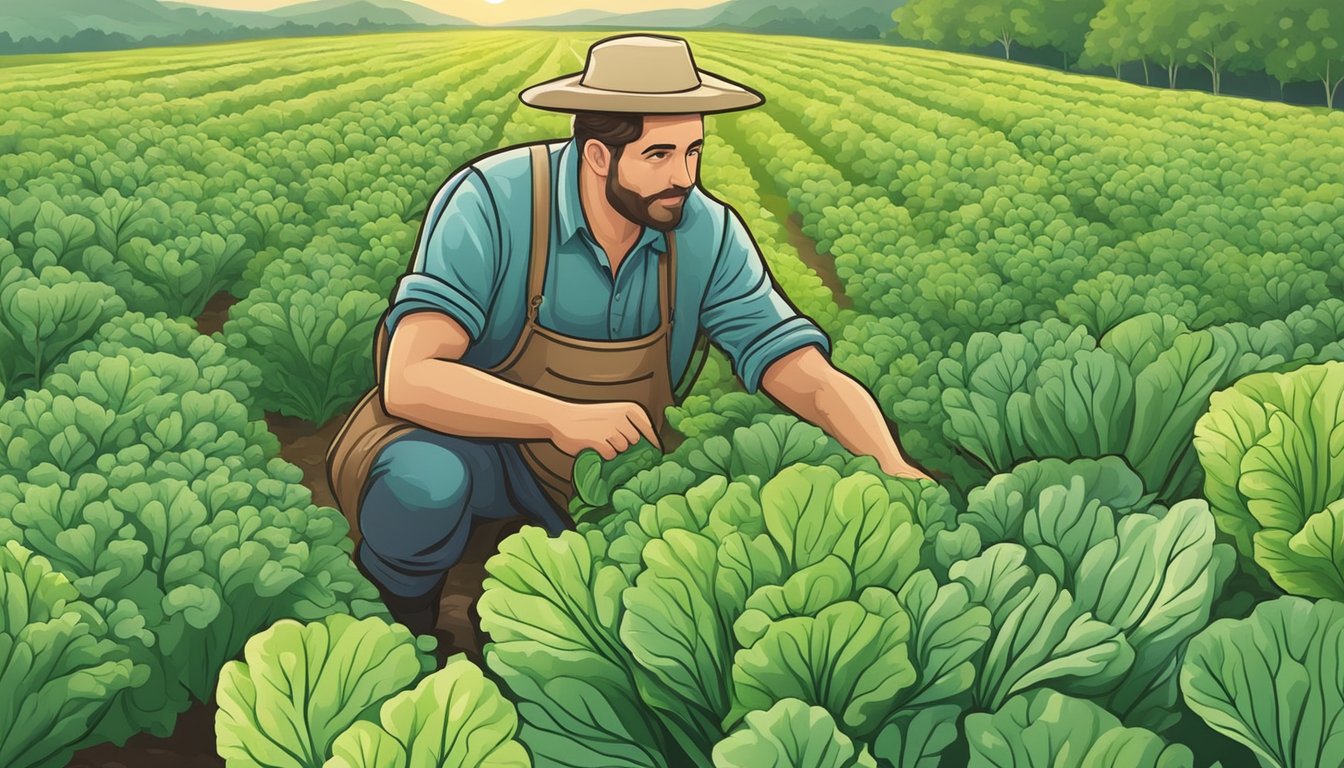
[{"xmin": 327, "ymin": 141, "xmax": 679, "ymax": 543}]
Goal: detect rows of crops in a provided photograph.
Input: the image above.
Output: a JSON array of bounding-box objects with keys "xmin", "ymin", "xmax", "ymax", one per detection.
[{"xmin": 2, "ymin": 28, "xmax": 1344, "ymax": 768}]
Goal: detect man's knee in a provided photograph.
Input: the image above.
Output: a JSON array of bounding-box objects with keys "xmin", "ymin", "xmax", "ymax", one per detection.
[
  {"xmin": 369, "ymin": 437, "xmax": 472, "ymax": 514},
  {"xmin": 358, "ymin": 435, "xmax": 475, "ymax": 568}
]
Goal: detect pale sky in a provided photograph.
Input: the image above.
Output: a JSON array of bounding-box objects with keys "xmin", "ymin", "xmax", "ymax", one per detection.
[{"xmin": 174, "ymin": 0, "xmax": 726, "ymax": 26}]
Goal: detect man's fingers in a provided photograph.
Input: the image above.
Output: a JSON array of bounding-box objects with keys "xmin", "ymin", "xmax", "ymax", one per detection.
[
  {"xmin": 625, "ymin": 405, "xmax": 662, "ymax": 450},
  {"xmin": 615, "ymin": 423, "xmax": 640, "ymax": 449},
  {"xmin": 605, "ymin": 436, "xmax": 629, "ymax": 457}
]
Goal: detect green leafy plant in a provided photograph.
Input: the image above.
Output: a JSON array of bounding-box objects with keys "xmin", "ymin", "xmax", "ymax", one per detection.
[
  {"xmin": 942, "ymin": 458, "xmax": 1235, "ymax": 730},
  {"xmin": 711, "ymin": 699, "xmax": 878, "ymax": 768},
  {"xmin": 325, "ymin": 655, "xmax": 530, "ymax": 767},
  {"xmin": 1194, "ymin": 361, "xmax": 1344, "ymax": 599},
  {"xmin": 216, "ymin": 614, "xmax": 438, "ymax": 768},
  {"xmin": 0, "ymin": 342, "xmax": 384, "ymax": 745},
  {"xmin": 224, "ymin": 263, "xmax": 385, "ymax": 424},
  {"xmin": 0, "ymin": 259, "xmax": 126, "ymax": 393},
  {"xmin": 0, "ymin": 540, "xmax": 146, "ymax": 768},
  {"xmin": 938, "ymin": 311, "xmax": 1339, "ymax": 504},
  {"xmin": 1181, "ymin": 596, "xmax": 1344, "ymax": 768},
  {"xmin": 966, "ymin": 689, "xmax": 1195, "ymax": 767},
  {"xmin": 119, "ymin": 232, "xmax": 250, "ymax": 317},
  {"xmin": 479, "ymin": 462, "xmax": 977, "ymax": 768}
]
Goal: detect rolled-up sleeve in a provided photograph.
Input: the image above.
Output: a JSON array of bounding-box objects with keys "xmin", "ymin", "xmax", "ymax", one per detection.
[
  {"xmin": 700, "ymin": 207, "xmax": 831, "ymax": 395},
  {"xmin": 385, "ymin": 167, "xmax": 500, "ymax": 344}
]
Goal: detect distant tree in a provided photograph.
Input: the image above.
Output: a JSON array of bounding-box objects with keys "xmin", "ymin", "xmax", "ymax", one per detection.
[
  {"xmin": 897, "ymin": 0, "xmax": 1103, "ymax": 64},
  {"xmin": 1135, "ymin": 1, "xmax": 1208, "ymax": 90},
  {"xmin": 1038, "ymin": 0, "xmax": 1105, "ymax": 71},
  {"xmin": 1155, "ymin": 0, "xmax": 1260, "ymax": 94},
  {"xmin": 893, "ymin": 0, "xmax": 1022, "ymax": 60},
  {"xmin": 1256, "ymin": 0, "xmax": 1344, "ymax": 108},
  {"xmin": 1083, "ymin": 0, "xmax": 1156, "ymax": 82},
  {"xmin": 962, "ymin": 0, "xmax": 1023, "ymax": 59},
  {"xmin": 893, "ymin": 0, "xmax": 971, "ymax": 53},
  {"xmin": 0, "ymin": 17, "xmax": 423, "ymax": 55}
]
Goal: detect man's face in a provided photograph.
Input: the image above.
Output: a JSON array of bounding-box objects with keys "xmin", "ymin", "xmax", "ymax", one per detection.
[{"xmin": 599, "ymin": 114, "xmax": 704, "ymax": 232}]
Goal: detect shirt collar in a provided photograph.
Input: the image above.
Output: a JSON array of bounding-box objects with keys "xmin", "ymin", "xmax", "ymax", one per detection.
[{"xmin": 557, "ymin": 136, "xmax": 666, "ymax": 257}]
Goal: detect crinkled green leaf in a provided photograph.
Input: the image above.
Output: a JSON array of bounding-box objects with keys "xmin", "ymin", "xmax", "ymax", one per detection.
[
  {"xmin": 215, "ymin": 614, "xmax": 429, "ymax": 768},
  {"xmin": 622, "ymin": 529, "xmax": 733, "ymax": 761},
  {"xmin": 1181, "ymin": 596, "xmax": 1344, "ymax": 768},
  {"xmin": 478, "ymin": 527, "xmax": 674, "ymax": 767},
  {"xmin": 951, "ymin": 545, "xmax": 1133, "ymax": 710},
  {"xmin": 871, "ymin": 704, "xmax": 961, "ymax": 768},
  {"xmin": 1072, "ymin": 499, "xmax": 1235, "ymax": 729},
  {"xmin": 323, "ymin": 656, "xmax": 529, "ymax": 768},
  {"xmin": 712, "ymin": 699, "xmax": 877, "ymax": 768},
  {"xmin": 729, "ymin": 589, "xmax": 915, "ymax": 738},
  {"xmin": 967, "ymin": 689, "xmax": 1193, "ymax": 767}
]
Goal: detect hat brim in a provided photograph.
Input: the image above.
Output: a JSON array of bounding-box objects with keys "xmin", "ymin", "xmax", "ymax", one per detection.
[{"xmin": 519, "ymin": 70, "xmax": 764, "ymax": 115}]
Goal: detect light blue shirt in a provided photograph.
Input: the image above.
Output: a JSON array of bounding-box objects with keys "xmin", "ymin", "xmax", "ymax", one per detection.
[{"xmin": 384, "ymin": 136, "xmax": 831, "ymax": 395}]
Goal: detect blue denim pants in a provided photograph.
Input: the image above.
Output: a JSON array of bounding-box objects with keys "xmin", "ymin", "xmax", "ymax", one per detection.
[{"xmin": 354, "ymin": 427, "xmax": 575, "ymax": 598}]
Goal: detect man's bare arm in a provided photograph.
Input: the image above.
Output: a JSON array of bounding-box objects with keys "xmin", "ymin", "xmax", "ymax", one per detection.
[
  {"xmin": 382, "ymin": 311, "xmax": 568, "ymax": 441},
  {"xmin": 760, "ymin": 345, "xmax": 933, "ymax": 481},
  {"xmin": 383, "ymin": 311, "xmax": 662, "ymax": 458}
]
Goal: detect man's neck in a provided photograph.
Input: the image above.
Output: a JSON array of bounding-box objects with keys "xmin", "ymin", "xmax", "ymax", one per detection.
[{"xmin": 578, "ymin": 163, "xmax": 642, "ymax": 259}]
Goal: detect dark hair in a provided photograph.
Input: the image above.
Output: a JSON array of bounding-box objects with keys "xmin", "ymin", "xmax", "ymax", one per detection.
[{"xmin": 572, "ymin": 111, "xmax": 644, "ymax": 164}]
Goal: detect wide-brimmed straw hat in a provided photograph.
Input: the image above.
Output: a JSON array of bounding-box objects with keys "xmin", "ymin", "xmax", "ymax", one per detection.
[{"xmin": 519, "ymin": 33, "xmax": 765, "ymax": 115}]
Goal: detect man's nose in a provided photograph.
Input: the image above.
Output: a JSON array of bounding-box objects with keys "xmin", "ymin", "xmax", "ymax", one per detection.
[{"xmin": 671, "ymin": 157, "xmax": 693, "ymax": 188}]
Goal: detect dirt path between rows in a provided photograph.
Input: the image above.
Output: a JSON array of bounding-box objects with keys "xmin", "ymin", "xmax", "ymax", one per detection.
[{"xmin": 760, "ymin": 188, "xmax": 855, "ymax": 312}]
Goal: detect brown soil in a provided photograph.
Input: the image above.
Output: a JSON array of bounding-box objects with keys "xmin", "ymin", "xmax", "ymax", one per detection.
[
  {"xmin": 782, "ymin": 210, "xmax": 855, "ymax": 311},
  {"xmin": 67, "ymin": 697, "xmax": 222, "ymax": 768},
  {"xmin": 753, "ymin": 187, "xmax": 855, "ymax": 312},
  {"xmin": 195, "ymin": 290, "xmax": 240, "ymax": 336}
]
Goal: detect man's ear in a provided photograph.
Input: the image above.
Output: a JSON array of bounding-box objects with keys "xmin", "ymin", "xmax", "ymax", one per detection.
[{"xmin": 582, "ymin": 139, "xmax": 614, "ymax": 178}]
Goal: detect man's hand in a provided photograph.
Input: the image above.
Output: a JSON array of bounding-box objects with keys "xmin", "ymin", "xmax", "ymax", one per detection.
[
  {"xmin": 879, "ymin": 456, "xmax": 935, "ymax": 482},
  {"xmin": 547, "ymin": 401, "xmax": 662, "ymax": 460},
  {"xmin": 760, "ymin": 346, "xmax": 938, "ymax": 484}
]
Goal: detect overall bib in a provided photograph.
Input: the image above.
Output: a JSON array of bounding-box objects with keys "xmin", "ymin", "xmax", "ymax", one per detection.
[{"xmin": 327, "ymin": 141, "xmax": 680, "ymax": 542}]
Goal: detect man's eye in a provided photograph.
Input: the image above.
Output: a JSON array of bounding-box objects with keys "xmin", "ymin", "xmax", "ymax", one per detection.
[{"xmin": 653, "ymin": 152, "xmax": 668, "ymax": 159}]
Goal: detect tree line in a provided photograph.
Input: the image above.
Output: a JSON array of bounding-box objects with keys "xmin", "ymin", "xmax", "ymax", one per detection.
[
  {"xmin": 0, "ymin": 19, "xmax": 427, "ymax": 56},
  {"xmin": 894, "ymin": 0, "xmax": 1344, "ymax": 107}
]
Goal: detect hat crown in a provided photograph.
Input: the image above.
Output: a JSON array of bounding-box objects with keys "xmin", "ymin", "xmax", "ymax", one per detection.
[{"xmin": 580, "ymin": 36, "xmax": 700, "ymax": 94}]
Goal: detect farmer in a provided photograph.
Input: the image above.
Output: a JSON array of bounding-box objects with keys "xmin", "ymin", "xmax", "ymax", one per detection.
[{"xmin": 331, "ymin": 33, "xmax": 931, "ymax": 644}]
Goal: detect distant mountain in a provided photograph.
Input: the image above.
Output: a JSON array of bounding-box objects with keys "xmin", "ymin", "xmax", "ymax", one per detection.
[
  {"xmin": 158, "ymin": 1, "xmax": 297, "ymax": 29},
  {"xmin": 2, "ymin": 0, "xmax": 468, "ymax": 42},
  {"xmin": 507, "ymin": 5, "xmax": 724, "ymax": 29},
  {"xmin": 504, "ymin": 0, "xmax": 904, "ymax": 39},
  {"xmin": 1, "ymin": 0, "xmax": 901, "ymax": 48},
  {"xmin": 271, "ymin": 0, "xmax": 417, "ymax": 27},
  {"xmin": 266, "ymin": 0, "xmax": 469, "ymax": 27},
  {"xmin": 0, "ymin": 0, "xmax": 234, "ymax": 41}
]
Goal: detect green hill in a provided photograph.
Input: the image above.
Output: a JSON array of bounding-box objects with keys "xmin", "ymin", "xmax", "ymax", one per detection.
[
  {"xmin": 266, "ymin": 0, "xmax": 469, "ymax": 26},
  {"xmin": 1, "ymin": 0, "xmax": 469, "ymax": 42},
  {"xmin": 0, "ymin": 0, "xmax": 233, "ymax": 40},
  {"xmin": 508, "ymin": 0, "xmax": 904, "ymax": 39}
]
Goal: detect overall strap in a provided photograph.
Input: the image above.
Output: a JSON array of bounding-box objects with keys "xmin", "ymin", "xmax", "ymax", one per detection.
[
  {"xmin": 661, "ymin": 231, "xmax": 677, "ymax": 330},
  {"xmin": 526, "ymin": 143, "xmax": 552, "ymax": 322}
]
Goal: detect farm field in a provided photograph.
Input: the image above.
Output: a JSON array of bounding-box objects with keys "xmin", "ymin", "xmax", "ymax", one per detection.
[{"xmin": 2, "ymin": 27, "xmax": 1344, "ymax": 768}]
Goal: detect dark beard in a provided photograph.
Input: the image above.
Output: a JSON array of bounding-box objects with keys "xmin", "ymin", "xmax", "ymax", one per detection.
[{"xmin": 605, "ymin": 152, "xmax": 691, "ymax": 233}]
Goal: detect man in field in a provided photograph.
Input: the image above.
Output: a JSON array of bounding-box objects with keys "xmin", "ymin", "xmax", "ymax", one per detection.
[{"xmin": 337, "ymin": 33, "xmax": 931, "ymax": 645}]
